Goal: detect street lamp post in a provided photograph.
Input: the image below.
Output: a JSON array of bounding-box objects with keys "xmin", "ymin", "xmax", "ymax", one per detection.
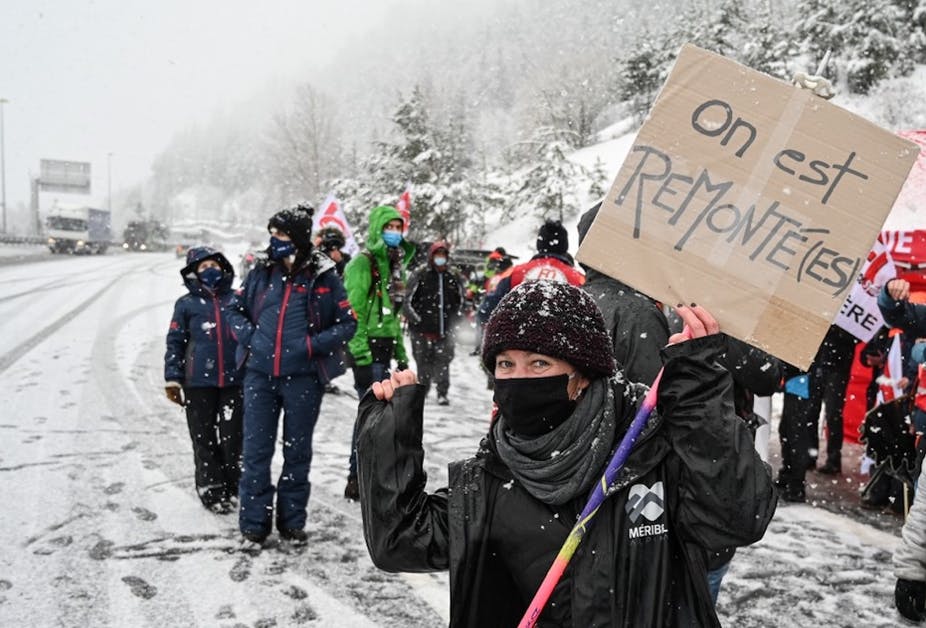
[
  {"xmin": 1, "ymin": 98, "xmax": 8, "ymax": 234},
  {"xmin": 107, "ymin": 152, "xmax": 112, "ymax": 212}
]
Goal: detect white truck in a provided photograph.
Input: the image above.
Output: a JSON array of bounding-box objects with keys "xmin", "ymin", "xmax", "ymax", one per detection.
[{"xmin": 46, "ymin": 205, "xmax": 112, "ymax": 254}]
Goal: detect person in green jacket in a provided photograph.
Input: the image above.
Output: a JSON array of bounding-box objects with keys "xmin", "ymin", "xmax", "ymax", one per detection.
[{"xmin": 343, "ymin": 204, "xmax": 415, "ymax": 499}]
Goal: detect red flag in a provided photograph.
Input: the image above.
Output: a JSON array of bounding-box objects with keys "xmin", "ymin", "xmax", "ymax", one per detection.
[
  {"xmin": 876, "ymin": 332, "xmax": 905, "ymax": 404},
  {"xmin": 396, "ymin": 183, "xmax": 412, "ymax": 235}
]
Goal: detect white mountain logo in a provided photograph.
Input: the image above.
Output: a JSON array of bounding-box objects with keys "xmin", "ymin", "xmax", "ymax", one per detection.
[{"xmin": 626, "ymin": 481, "xmax": 665, "ymax": 523}]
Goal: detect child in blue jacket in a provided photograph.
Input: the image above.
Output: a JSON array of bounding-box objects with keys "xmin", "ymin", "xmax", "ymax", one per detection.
[{"xmin": 164, "ymin": 247, "xmax": 243, "ymax": 514}]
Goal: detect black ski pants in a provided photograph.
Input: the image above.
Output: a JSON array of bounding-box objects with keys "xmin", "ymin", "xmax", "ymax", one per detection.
[{"xmin": 183, "ymin": 386, "xmax": 243, "ymax": 506}]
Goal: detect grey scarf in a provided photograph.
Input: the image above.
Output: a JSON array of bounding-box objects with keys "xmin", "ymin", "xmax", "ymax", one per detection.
[{"xmin": 492, "ymin": 378, "xmax": 617, "ymax": 505}]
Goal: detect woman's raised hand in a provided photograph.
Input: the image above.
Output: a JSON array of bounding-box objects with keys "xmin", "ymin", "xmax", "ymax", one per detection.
[
  {"xmin": 371, "ymin": 369, "xmax": 419, "ymax": 401},
  {"xmin": 668, "ymin": 304, "xmax": 720, "ymax": 345}
]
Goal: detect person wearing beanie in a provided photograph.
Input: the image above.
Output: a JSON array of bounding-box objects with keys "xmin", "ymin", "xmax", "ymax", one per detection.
[
  {"xmin": 341, "ymin": 204, "xmax": 416, "ymax": 499},
  {"xmin": 226, "ymin": 203, "xmax": 357, "ymax": 549},
  {"xmin": 404, "ymin": 241, "xmax": 465, "ymax": 405},
  {"xmin": 164, "ymin": 246, "xmax": 244, "ymax": 515},
  {"xmin": 354, "ymin": 280, "xmax": 776, "ymax": 626},
  {"xmin": 476, "ymin": 218, "xmax": 585, "ymax": 328},
  {"xmin": 314, "ymin": 226, "xmax": 351, "ymax": 277}
]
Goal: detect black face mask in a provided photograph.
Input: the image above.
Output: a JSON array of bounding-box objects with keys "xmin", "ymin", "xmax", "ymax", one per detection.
[{"xmin": 493, "ymin": 374, "xmax": 576, "ymax": 438}]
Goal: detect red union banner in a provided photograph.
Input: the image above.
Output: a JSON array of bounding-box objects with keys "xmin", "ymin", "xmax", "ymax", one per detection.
[
  {"xmin": 396, "ymin": 183, "xmax": 412, "ymax": 235},
  {"xmin": 836, "ymin": 230, "xmax": 926, "ymax": 342}
]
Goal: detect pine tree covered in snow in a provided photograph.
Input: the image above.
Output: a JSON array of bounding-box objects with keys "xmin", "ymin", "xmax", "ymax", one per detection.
[
  {"xmin": 332, "ymin": 86, "xmax": 503, "ymax": 245},
  {"xmin": 741, "ymin": 9, "xmax": 797, "ymax": 81},
  {"xmin": 795, "ymin": 0, "xmax": 914, "ymax": 94},
  {"xmin": 507, "ymin": 127, "xmax": 593, "ymax": 223}
]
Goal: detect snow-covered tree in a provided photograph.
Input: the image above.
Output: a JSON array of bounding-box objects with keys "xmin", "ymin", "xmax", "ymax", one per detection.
[
  {"xmin": 740, "ymin": 10, "xmax": 798, "ymax": 81},
  {"xmin": 587, "ymin": 157, "xmax": 610, "ymax": 201},
  {"xmin": 263, "ymin": 83, "xmax": 343, "ymax": 209},
  {"xmin": 507, "ymin": 127, "xmax": 591, "ymax": 223},
  {"xmin": 796, "ymin": 0, "xmax": 912, "ymax": 94},
  {"xmin": 332, "ymin": 86, "xmax": 502, "ymax": 245}
]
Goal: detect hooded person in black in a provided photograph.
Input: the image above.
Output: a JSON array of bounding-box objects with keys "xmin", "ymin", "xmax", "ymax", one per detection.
[
  {"xmin": 355, "ymin": 280, "xmax": 776, "ymax": 627},
  {"xmin": 404, "ymin": 240, "xmax": 465, "ymax": 405}
]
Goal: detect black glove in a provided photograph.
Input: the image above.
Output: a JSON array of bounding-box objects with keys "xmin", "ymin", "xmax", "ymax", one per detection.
[
  {"xmin": 896, "ymin": 578, "xmax": 926, "ymax": 621},
  {"xmin": 353, "ymin": 365, "xmax": 375, "ymax": 392}
]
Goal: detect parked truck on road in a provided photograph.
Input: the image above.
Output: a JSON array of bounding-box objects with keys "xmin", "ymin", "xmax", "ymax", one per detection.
[{"xmin": 46, "ymin": 205, "xmax": 112, "ymax": 254}]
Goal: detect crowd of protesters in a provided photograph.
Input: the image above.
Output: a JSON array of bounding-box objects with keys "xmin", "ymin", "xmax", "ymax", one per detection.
[{"xmin": 160, "ymin": 196, "xmax": 926, "ymax": 624}]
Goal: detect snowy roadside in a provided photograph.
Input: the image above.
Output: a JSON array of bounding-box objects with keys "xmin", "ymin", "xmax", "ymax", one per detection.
[{"xmin": 0, "ymin": 252, "xmax": 912, "ymax": 627}]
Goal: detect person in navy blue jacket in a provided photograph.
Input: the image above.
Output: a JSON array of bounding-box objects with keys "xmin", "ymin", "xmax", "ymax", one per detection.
[
  {"xmin": 164, "ymin": 246, "xmax": 244, "ymax": 515},
  {"xmin": 229, "ymin": 204, "xmax": 357, "ymax": 548}
]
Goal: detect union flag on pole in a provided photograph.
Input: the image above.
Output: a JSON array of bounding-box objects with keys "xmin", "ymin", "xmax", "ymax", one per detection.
[
  {"xmin": 314, "ymin": 193, "xmax": 360, "ymax": 256},
  {"xmin": 876, "ymin": 332, "xmax": 905, "ymax": 405},
  {"xmin": 396, "ymin": 183, "xmax": 412, "ymax": 235}
]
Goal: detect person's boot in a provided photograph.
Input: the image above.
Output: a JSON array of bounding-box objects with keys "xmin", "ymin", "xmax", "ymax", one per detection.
[
  {"xmin": 279, "ymin": 528, "xmax": 308, "ymax": 546},
  {"xmin": 437, "ymin": 393, "xmax": 449, "ymax": 406},
  {"xmin": 344, "ymin": 476, "xmax": 360, "ymax": 500},
  {"xmin": 776, "ymin": 477, "xmax": 806, "ymax": 503},
  {"xmin": 818, "ymin": 461, "xmax": 841, "ymax": 475}
]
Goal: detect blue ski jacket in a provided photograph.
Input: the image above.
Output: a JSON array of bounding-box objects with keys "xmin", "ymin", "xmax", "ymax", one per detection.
[
  {"xmin": 230, "ymin": 251, "xmax": 356, "ymax": 383},
  {"xmin": 164, "ymin": 247, "xmax": 243, "ymax": 388}
]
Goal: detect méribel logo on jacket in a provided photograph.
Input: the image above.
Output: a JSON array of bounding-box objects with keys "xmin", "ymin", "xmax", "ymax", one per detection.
[{"xmin": 626, "ymin": 481, "xmax": 668, "ymax": 539}]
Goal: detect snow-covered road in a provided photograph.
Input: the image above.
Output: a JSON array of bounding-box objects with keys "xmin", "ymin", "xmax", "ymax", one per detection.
[{"xmin": 0, "ymin": 251, "xmax": 909, "ymax": 626}]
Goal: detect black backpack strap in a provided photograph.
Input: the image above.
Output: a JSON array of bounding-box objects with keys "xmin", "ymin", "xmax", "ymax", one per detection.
[{"xmin": 363, "ymin": 251, "xmax": 381, "ymax": 297}]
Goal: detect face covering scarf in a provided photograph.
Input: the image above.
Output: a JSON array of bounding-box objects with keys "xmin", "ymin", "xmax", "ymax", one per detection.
[
  {"xmin": 198, "ymin": 267, "xmax": 224, "ymax": 290},
  {"xmin": 492, "ymin": 377, "xmax": 616, "ymax": 505},
  {"xmin": 493, "ymin": 374, "xmax": 575, "ymax": 437},
  {"xmin": 269, "ymin": 236, "xmax": 296, "ymax": 260}
]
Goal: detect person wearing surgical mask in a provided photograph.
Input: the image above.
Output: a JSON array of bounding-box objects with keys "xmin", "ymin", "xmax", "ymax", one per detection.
[
  {"xmin": 341, "ymin": 205, "xmax": 416, "ymax": 500},
  {"xmin": 354, "ymin": 280, "xmax": 777, "ymax": 626},
  {"xmin": 404, "ymin": 241, "xmax": 465, "ymax": 406},
  {"xmin": 164, "ymin": 247, "xmax": 244, "ymax": 515}
]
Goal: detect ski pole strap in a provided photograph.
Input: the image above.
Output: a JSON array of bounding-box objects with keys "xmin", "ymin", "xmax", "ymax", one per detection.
[{"xmin": 518, "ymin": 368, "xmax": 664, "ymax": 628}]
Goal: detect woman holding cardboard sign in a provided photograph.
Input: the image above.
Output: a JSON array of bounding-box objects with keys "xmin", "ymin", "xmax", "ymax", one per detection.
[{"xmin": 353, "ymin": 280, "xmax": 777, "ymax": 626}]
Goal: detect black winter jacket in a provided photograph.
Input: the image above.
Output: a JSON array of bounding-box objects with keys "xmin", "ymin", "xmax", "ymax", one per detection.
[
  {"xmin": 404, "ymin": 265, "xmax": 464, "ymax": 338},
  {"xmin": 582, "ymin": 270, "xmax": 670, "ymax": 385},
  {"xmin": 356, "ymin": 336, "xmax": 777, "ymax": 627}
]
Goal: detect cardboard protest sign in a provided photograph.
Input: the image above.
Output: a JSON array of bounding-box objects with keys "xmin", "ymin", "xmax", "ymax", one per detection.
[{"xmin": 577, "ymin": 44, "xmax": 919, "ymax": 369}]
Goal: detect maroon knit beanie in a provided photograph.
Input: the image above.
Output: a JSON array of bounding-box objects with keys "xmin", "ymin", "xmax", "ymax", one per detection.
[{"xmin": 482, "ymin": 280, "xmax": 616, "ymax": 378}]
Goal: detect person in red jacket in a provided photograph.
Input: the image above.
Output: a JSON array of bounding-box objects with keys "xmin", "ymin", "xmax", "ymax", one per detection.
[{"xmin": 476, "ymin": 219, "xmax": 584, "ymax": 325}]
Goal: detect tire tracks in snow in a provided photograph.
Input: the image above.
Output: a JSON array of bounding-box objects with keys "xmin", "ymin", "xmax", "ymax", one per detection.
[{"xmin": 0, "ymin": 259, "xmax": 156, "ymax": 375}]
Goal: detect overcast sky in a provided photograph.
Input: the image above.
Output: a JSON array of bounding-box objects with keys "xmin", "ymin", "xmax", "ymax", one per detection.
[{"xmin": 0, "ymin": 0, "xmax": 400, "ymax": 213}]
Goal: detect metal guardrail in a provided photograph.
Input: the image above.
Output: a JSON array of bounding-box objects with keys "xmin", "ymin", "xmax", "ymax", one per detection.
[{"xmin": 0, "ymin": 234, "xmax": 47, "ymax": 245}]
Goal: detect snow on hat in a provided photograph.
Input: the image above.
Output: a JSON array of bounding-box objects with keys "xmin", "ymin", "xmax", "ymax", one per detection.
[
  {"xmin": 268, "ymin": 203, "xmax": 315, "ymax": 252},
  {"xmin": 481, "ymin": 280, "xmax": 616, "ymax": 378},
  {"xmin": 536, "ymin": 219, "xmax": 569, "ymax": 255}
]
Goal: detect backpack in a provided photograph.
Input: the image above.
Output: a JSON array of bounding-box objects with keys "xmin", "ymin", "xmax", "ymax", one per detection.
[{"xmin": 859, "ymin": 396, "xmax": 917, "ymax": 484}]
